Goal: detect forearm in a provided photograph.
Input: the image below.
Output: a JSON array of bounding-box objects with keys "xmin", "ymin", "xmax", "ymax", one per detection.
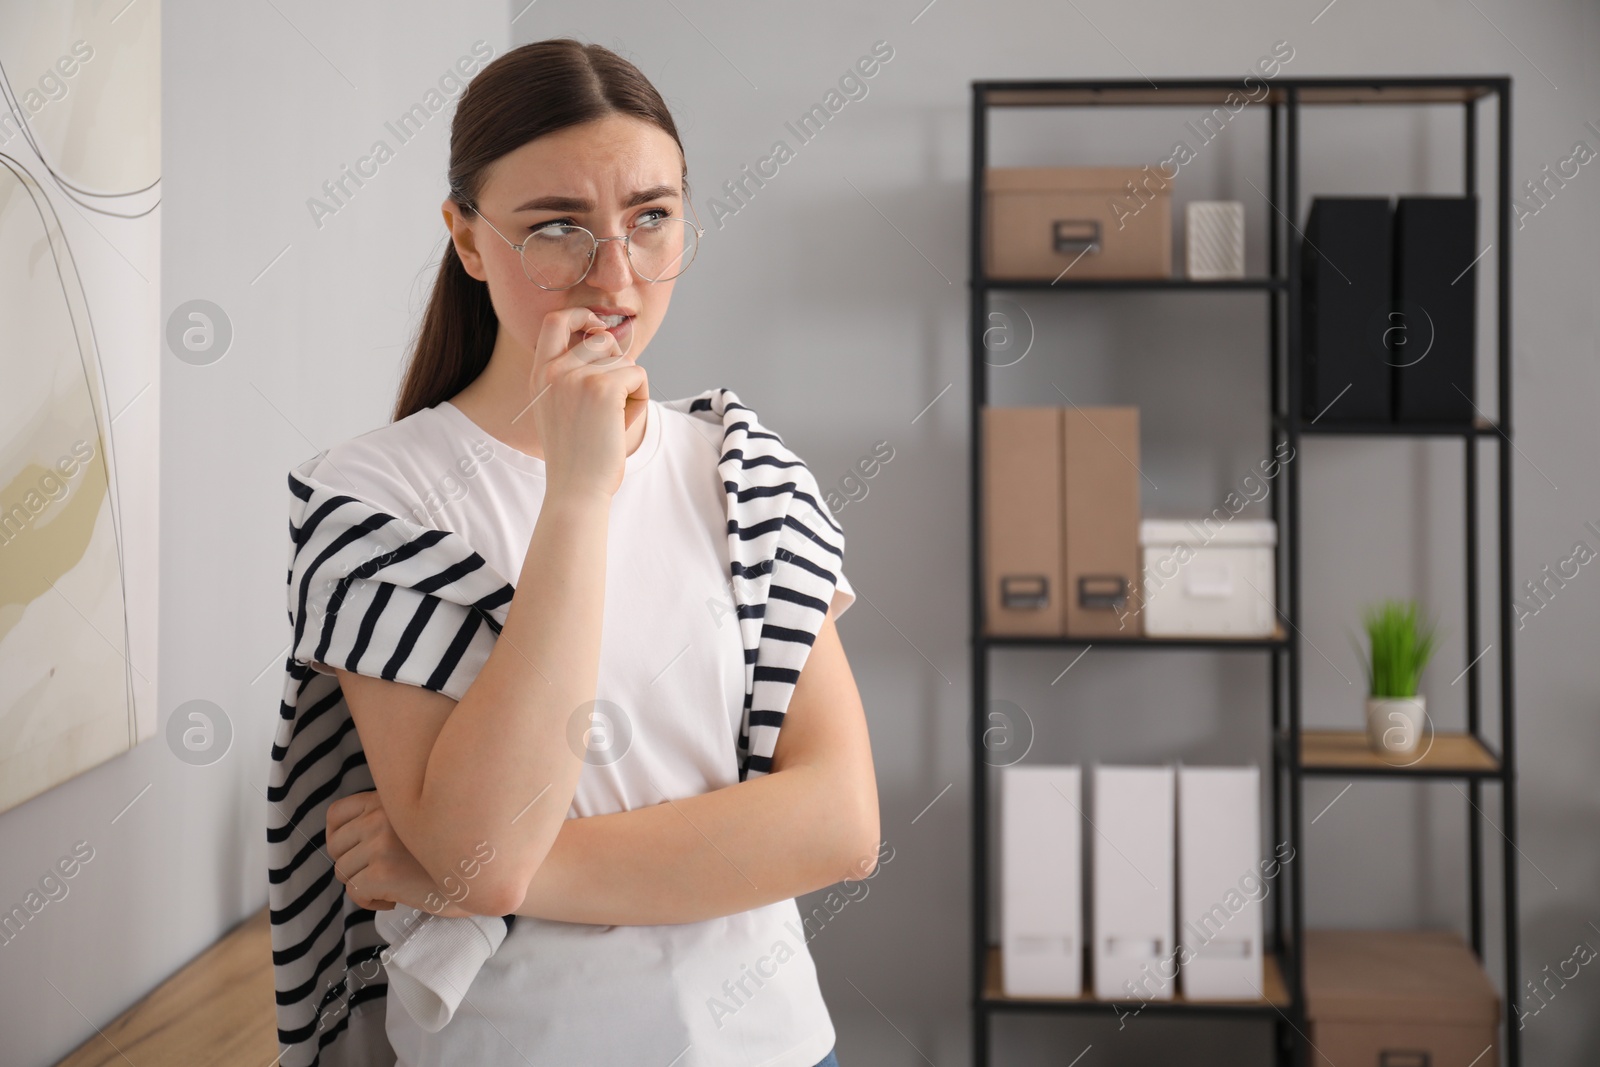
[
  {"xmin": 412, "ymin": 490, "xmax": 610, "ymax": 906},
  {"xmin": 505, "ymin": 766, "xmax": 880, "ymax": 925}
]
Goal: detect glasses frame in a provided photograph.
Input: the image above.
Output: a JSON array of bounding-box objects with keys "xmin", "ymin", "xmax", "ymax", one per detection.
[{"xmin": 471, "ymin": 193, "xmax": 705, "ymax": 292}]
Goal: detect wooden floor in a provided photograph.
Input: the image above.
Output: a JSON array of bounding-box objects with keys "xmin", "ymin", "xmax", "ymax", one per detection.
[{"xmin": 54, "ymin": 906, "xmax": 280, "ymax": 1067}]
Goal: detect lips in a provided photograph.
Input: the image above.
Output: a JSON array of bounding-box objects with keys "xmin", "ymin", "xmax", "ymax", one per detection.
[
  {"xmin": 585, "ymin": 306, "xmax": 636, "ymax": 328},
  {"xmin": 577, "ymin": 307, "xmax": 636, "ymax": 356}
]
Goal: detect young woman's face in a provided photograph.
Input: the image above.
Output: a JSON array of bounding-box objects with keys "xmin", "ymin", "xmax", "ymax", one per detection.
[{"xmin": 451, "ymin": 112, "xmax": 689, "ymax": 364}]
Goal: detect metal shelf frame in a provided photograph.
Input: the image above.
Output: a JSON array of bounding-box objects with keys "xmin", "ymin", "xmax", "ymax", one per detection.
[{"xmin": 968, "ymin": 75, "xmax": 1518, "ymax": 1067}]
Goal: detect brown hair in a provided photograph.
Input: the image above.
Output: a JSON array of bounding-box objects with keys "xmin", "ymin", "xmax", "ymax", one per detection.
[{"xmin": 392, "ymin": 38, "xmax": 688, "ymax": 422}]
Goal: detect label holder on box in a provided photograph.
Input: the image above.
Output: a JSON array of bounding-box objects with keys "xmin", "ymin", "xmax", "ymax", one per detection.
[
  {"xmin": 1000, "ymin": 575, "xmax": 1051, "ymax": 610},
  {"xmin": 1052, "ymin": 219, "xmax": 1102, "ymax": 255},
  {"xmin": 1078, "ymin": 574, "xmax": 1129, "ymax": 611}
]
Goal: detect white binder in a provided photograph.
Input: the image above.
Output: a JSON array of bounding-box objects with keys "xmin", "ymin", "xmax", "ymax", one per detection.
[
  {"xmin": 1177, "ymin": 765, "xmax": 1264, "ymax": 999},
  {"xmin": 1092, "ymin": 764, "xmax": 1176, "ymax": 1001},
  {"xmin": 1001, "ymin": 765, "xmax": 1082, "ymax": 996}
]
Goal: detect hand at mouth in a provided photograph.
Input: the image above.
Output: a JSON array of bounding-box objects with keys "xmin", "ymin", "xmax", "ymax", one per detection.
[{"xmin": 577, "ymin": 308, "xmax": 637, "ymax": 359}]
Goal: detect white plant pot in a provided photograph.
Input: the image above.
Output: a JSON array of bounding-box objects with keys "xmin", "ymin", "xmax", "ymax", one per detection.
[{"xmin": 1366, "ymin": 696, "xmax": 1425, "ymax": 756}]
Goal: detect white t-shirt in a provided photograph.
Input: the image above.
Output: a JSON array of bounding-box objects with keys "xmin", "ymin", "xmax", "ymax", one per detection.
[{"xmin": 309, "ymin": 396, "xmax": 854, "ymax": 1067}]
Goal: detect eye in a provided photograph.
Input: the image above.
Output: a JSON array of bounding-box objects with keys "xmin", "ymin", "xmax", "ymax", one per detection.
[
  {"xmin": 633, "ymin": 207, "xmax": 673, "ymax": 228},
  {"xmin": 529, "ymin": 217, "xmax": 583, "ymax": 237}
]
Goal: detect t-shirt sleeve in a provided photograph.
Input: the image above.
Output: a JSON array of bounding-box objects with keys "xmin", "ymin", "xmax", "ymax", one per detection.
[
  {"xmin": 309, "ymin": 440, "xmax": 433, "ymax": 531},
  {"xmin": 295, "ymin": 438, "xmax": 485, "ymax": 694},
  {"xmin": 830, "ymin": 568, "xmax": 855, "ymax": 620}
]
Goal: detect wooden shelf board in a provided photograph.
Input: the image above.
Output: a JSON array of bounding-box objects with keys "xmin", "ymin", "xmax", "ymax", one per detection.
[
  {"xmin": 982, "ymin": 947, "xmax": 1290, "ymax": 1012},
  {"xmin": 1298, "ymin": 729, "xmax": 1501, "ymax": 777},
  {"xmin": 1291, "ymin": 83, "xmax": 1499, "ymax": 105},
  {"xmin": 1292, "ymin": 415, "xmax": 1501, "ymax": 437},
  {"xmin": 981, "ymin": 83, "xmax": 1498, "ymax": 109},
  {"xmin": 976, "ymin": 277, "xmax": 1286, "ymax": 291},
  {"xmin": 982, "ymin": 626, "xmax": 1287, "ymax": 650}
]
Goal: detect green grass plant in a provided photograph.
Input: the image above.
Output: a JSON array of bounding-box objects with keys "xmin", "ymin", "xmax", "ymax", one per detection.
[{"xmin": 1357, "ymin": 599, "xmax": 1440, "ymax": 698}]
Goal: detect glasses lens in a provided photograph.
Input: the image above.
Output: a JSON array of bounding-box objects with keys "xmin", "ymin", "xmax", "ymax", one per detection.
[
  {"xmin": 628, "ymin": 218, "xmax": 699, "ymax": 282},
  {"xmin": 521, "ymin": 224, "xmax": 596, "ymax": 290}
]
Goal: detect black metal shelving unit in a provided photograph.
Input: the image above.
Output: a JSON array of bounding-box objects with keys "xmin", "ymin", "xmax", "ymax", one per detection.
[{"xmin": 968, "ymin": 76, "xmax": 1518, "ymax": 1067}]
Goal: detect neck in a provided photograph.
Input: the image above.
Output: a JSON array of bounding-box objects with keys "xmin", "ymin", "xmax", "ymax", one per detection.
[{"xmin": 451, "ymin": 328, "xmax": 648, "ymax": 461}]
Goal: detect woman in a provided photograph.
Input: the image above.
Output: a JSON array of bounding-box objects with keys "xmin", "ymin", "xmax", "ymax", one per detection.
[{"xmin": 312, "ymin": 37, "xmax": 877, "ymax": 1067}]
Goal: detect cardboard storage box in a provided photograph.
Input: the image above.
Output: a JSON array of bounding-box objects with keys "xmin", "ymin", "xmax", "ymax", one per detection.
[
  {"xmin": 986, "ymin": 166, "xmax": 1173, "ymax": 280},
  {"xmin": 982, "ymin": 407, "xmax": 1064, "ymax": 635},
  {"xmin": 1064, "ymin": 407, "xmax": 1142, "ymax": 637},
  {"xmin": 1138, "ymin": 519, "xmax": 1276, "ymax": 637},
  {"xmin": 1306, "ymin": 930, "xmax": 1500, "ymax": 1067}
]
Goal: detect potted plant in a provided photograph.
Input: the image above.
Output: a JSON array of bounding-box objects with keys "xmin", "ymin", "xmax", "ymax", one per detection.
[{"xmin": 1355, "ymin": 599, "xmax": 1441, "ymax": 756}]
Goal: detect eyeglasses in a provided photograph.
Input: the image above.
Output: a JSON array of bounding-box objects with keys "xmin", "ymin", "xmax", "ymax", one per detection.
[{"xmin": 472, "ymin": 198, "xmax": 705, "ymax": 291}]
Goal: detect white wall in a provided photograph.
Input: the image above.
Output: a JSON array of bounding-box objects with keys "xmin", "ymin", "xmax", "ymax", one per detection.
[
  {"xmin": 0, "ymin": 3, "xmax": 510, "ymax": 1066},
  {"xmin": 2, "ymin": 1, "xmax": 1597, "ymax": 1065}
]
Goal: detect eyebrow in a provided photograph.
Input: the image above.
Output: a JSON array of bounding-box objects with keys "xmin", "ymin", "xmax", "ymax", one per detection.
[{"xmin": 511, "ymin": 184, "xmax": 680, "ymax": 213}]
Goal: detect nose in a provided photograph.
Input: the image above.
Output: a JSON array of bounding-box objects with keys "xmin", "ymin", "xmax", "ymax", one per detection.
[{"xmin": 585, "ymin": 233, "xmax": 635, "ymax": 291}]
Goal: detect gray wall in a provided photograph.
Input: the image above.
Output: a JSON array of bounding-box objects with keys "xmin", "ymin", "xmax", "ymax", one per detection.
[{"xmin": 2, "ymin": 1, "xmax": 1597, "ymax": 1065}]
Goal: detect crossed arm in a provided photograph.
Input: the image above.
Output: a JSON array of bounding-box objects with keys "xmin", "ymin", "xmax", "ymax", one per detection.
[{"xmin": 328, "ymin": 604, "xmax": 879, "ymax": 926}]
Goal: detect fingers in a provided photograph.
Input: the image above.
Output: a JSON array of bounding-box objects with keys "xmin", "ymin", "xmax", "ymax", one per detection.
[
  {"xmin": 348, "ymin": 879, "xmax": 390, "ymax": 912},
  {"xmin": 326, "ymin": 794, "xmax": 355, "ymax": 836},
  {"xmin": 331, "ymin": 825, "xmax": 407, "ymax": 914},
  {"xmin": 326, "ymin": 797, "xmax": 407, "ymax": 913},
  {"xmin": 544, "ymin": 326, "xmax": 648, "ymax": 427},
  {"xmin": 326, "ymin": 814, "xmax": 360, "ymax": 868},
  {"xmin": 527, "ymin": 307, "xmax": 646, "ymax": 431},
  {"xmin": 619, "ymin": 363, "xmax": 650, "ymax": 430},
  {"xmin": 332, "ymin": 835, "xmax": 373, "ymax": 891},
  {"xmin": 327, "ymin": 796, "xmax": 375, "ymax": 858},
  {"xmin": 571, "ymin": 318, "xmax": 630, "ymax": 371},
  {"xmin": 553, "ymin": 307, "xmax": 639, "ymax": 373},
  {"xmin": 326, "ymin": 790, "xmax": 381, "ymax": 840},
  {"xmin": 532, "ymin": 307, "xmax": 611, "ymax": 393},
  {"xmin": 334, "ymin": 837, "xmax": 397, "ymax": 913}
]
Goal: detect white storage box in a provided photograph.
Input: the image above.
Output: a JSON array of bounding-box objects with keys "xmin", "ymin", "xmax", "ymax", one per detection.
[
  {"xmin": 1186, "ymin": 201, "xmax": 1246, "ymax": 279},
  {"xmin": 1178, "ymin": 766, "xmax": 1264, "ymax": 999},
  {"xmin": 1093, "ymin": 765, "xmax": 1175, "ymax": 1001},
  {"xmin": 1001, "ymin": 766, "xmax": 1082, "ymax": 996},
  {"xmin": 1138, "ymin": 519, "xmax": 1277, "ymax": 637}
]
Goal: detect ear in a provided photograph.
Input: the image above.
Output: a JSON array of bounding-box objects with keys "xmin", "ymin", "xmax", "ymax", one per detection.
[{"xmin": 442, "ymin": 197, "xmax": 489, "ymax": 282}]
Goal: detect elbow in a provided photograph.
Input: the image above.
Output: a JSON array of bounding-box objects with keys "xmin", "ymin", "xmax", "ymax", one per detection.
[
  {"xmin": 850, "ymin": 818, "xmax": 882, "ymax": 880},
  {"xmin": 449, "ymin": 853, "xmax": 540, "ymax": 917},
  {"xmin": 831, "ymin": 784, "xmax": 882, "ymax": 882},
  {"xmin": 409, "ymin": 783, "xmax": 565, "ymax": 916},
  {"xmin": 456, "ymin": 876, "xmax": 530, "ymax": 918},
  {"xmin": 413, "ymin": 833, "xmax": 540, "ymax": 918}
]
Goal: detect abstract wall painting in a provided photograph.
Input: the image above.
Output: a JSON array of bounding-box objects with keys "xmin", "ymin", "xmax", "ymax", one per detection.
[{"xmin": 0, "ymin": 0, "xmax": 161, "ymax": 813}]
